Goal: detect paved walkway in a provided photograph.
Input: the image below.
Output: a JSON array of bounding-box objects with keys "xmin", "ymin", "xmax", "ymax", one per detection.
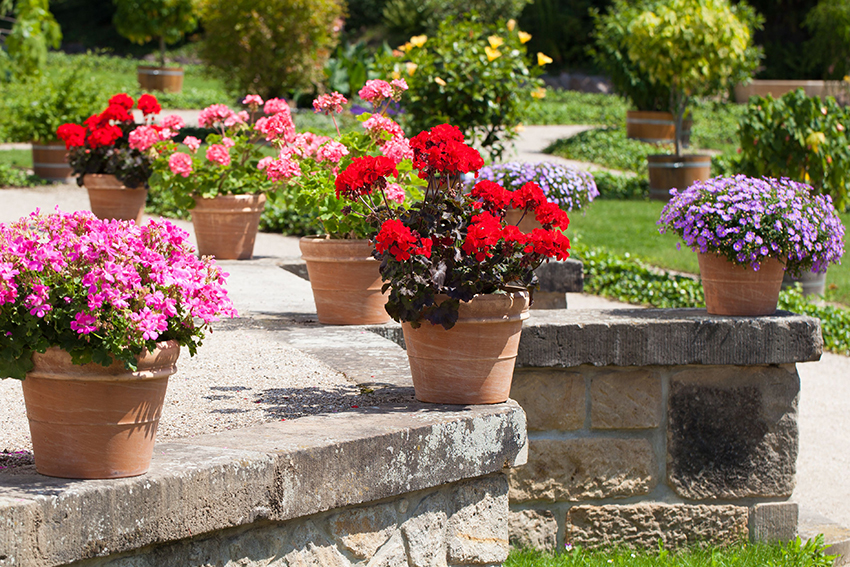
[{"xmin": 0, "ymin": 124, "xmax": 848, "ymax": 538}]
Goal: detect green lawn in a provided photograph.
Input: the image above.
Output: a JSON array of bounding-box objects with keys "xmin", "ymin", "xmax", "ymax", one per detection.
[
  {"xmin": 0, "ymin": 149, "xmax": 32, "ymax": 169},
  {"xmin": 569, "ymin": 199, "xmax": 850, "ymax": 306},
  {"xmin": 506, "ymin": 537, "xmax": 835, "ymax": 567}
]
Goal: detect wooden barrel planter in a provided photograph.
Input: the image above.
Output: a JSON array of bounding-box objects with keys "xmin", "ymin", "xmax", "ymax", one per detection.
[
  {"xmin": 626, "ymin": 111, "xmax": 692, "ymax": 146},
  {"xmin": 31, "ymin": 141, "xmax": 73, "ymax": 182},
  {"xmin": 647, "ymin": 154, "xmax": 712, "ymax": 201},
  {"xmin": 137, "ymin": 66, "xmax": 184, "ymax": 93}
]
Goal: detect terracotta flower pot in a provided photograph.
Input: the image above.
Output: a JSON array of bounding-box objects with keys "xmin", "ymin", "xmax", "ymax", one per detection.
[
  {"xmin": 402, "ymin": 291, "xmax": 530, "ymax": 404},
  {"xmin": 83, "ymin": 174, "xmax": 148, "ymax": 224},
  {"xmin": 31, "ymin": 140, "xmax": 72, "ymax": 182},
  {"xmin": 21, "ymin": 341, "xmax": 180, "ymax": 479},
  {"xmin": 504, "ymin": 207, "xmax": 543, "ymax": 233},
  {"xmin": 299, "ymin": 236, "xmax": 391, "ymax": 325},
  {"xmin": 699, "ymin": 252, "xmax": 785, "ymax": 316},
  {"xmin": 190, "ymin": 193, "xmax": 267, "ymax": 260}
]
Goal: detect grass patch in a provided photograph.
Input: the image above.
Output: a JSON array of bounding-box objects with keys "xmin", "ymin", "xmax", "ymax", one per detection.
[
  {"xmin": 0, "ymin": 149, "xmax": 32, "ymax": 169},
  {"xmin": 569, "ymin": 199, "xmax": 697, "ymax": 273},
  {"xmin": 506, "ymin": 536, "xmax": 836, "ymax": 567},
  {"xmin": 525, "ymin": 90, "xmax": 628, "ymax": 127}
]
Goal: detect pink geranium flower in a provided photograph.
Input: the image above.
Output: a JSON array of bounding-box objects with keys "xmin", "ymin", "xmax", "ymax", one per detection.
[
  {"xmin": 205, "ymin": 144, "xmax": 231, "ymax": 167},
  {"xmin": 168, "ymin": 152, "xmax": 193, "ymax": 177},
  {"xmin": 128, "ymin": 125, "xmax": 162, "ymax": 151},
  {"xmin": 313, "ymin": 92, "xmax": 348, "ymax": 114},
  {"xmin": 198, "ymin": 104, "xmax": 234, "ymax": 128},
  {"xmin": 264, "ymin": 98, "xmax": 289, "ymax": 115},
  {"xmin": 183, "ymin": 136, "xmax": 201, "ymax": 152},
  {"xmin": 315, "ymin": 140, "xmax": 349, "ymax": 164},
  {"xmin": 243, "ymin": 94, "xmax": 263, "ymax": 107},
  {"xmin": 160, "ymin": 115, "xmax": 185, "ymax": 130}
]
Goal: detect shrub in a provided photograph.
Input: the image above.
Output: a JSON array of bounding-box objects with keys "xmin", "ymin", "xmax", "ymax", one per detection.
[
  {"xmin": 376, "ymin": 15, "xmax": 545, "ymax": 160},
  {"xmin": 113, "ymin": 0, "xmax": 198, "ymax": 67},
  {"xmin": 1, "ymin": 0, "xmax": 62, "ymax": 77},
  {"xmin": 196, "ymin": 0, "xmax": 345, "ymax": 99},
  {"xmin": 592, "ymin": 171, "xmax": 649, "ymax": 200},
  {"xmin": 381, "ymin": 0, "xmax": 531, "ymax": 43},
  {"xmin": 589, "ymin": 0, "xmax": 670, "ymax": 112},
  {"xmin": 623, "ymin": 0, "xmax": 762, "ymax": 155},
  {"xmin": 804, "ymin": 0, "xmax": 850, "ymax": 80},
  {"xmin": 1, "ymin": 65, "xmax": 107, "ymax": 144},
  {"xmin": 738, "ymin": 89, "xmax": 850, "ymax": 211}
]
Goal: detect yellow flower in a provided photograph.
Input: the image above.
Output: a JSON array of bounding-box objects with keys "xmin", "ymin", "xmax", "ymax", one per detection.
[
  {"xmin": 507, "ymin": 19, "xmax": 516, "ymax": 31},
  {"xmin": 845, "ymin": 75, "xmax": 850, "ymax": 83},
  {"xmin": 434, "ymin": 77, "xmax": 447, "ymax": 86},
  {"xmin": 518, "ymin": 31, "xmax": 532, "ymax": 44},
  {"xmin": 488, "ymin": 35, "xmax": 504, "ymax": 49},
  {"xmin": 391, "ymin": 70, "xmax": 401, "ymax": 80},
  {"xmin": 514, "ymin": 123, "xmax": 525, "ymax": 132},
  {"xmin": 485, "ymin": 46, "xmax": 502, "ymax": 62},
  {"xmin": 406, "ymin": 62, "xmax": 418, "ymax": 76},
  {"xmin": 399, "ymin": 42, "xmax": 412, "ymax": 52},
  {"xmin": 531, "ymin": 87, "xmax": 546, "ymax": 99},
  {"xmin": 410, "ymin": 35, "xmax": 428, "ymax": 48},
  {"xmin": 537, "ymin": 52, "xmax": 553, "ymax": 66},
  {"xmin": 806, "ymin": 131, "xmax": 826, "ymax": 152}
]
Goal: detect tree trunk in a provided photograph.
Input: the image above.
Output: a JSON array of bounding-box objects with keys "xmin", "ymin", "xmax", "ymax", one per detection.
[{"xmin": 159, "ymin": 36, "xmax": 166, "ymax": 68}]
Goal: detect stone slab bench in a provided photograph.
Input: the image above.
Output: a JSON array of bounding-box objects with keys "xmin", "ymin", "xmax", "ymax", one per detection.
[
  {"xmin": 370, "ymin": 308, "xmax": 823, "ymax": 551},
  {"xmin": 0, "ymin": 323, "xmax": 526, "ymax": 567}
]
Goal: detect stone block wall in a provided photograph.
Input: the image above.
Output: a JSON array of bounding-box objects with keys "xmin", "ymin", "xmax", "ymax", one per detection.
[
  {"xmin": 506, "ymin": 308, "xmax": 822, "ymax": 551},
  {"xmin": 73, "ymin": 473, "xmax": 510, "ymax": 567}
]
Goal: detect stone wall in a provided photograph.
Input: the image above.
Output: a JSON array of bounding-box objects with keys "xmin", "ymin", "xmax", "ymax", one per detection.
[
  {"xmin": 506, "ymin": 308, "xmax": 822, "ymax": 551},
  {"xmin": 72, "ymin": 473, "xmax": 510, "ymax": 567},
  {"xmin": 0, "ymin": 386, "xmax": 527, "ymax": 567}
]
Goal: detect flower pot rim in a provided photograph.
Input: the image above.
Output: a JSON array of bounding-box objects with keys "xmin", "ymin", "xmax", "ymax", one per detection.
[
  {"xmin": 27, "ymin": 340, "xmax": 180, "ymax": 382},
  {"xmin": 699, "ymin": 251, "xmax": 787, "ymax": 270}
]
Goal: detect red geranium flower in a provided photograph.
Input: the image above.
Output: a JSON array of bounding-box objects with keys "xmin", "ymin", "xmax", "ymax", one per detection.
[
  {"xmin": 335, "ymin": 155, "xmax": 399, "ymax": 200},
  {"xmin": 511, "ymin": 181, "xmax": 546, "ymax": 211},
  {"xmin": 100, "ymin": 104, "xmax": 133, "ymax": 124},
  {"xmin": 87, "ymin": 125, "xmax": 123, "ymax": 149},
  {"xmin": 57, "ymin": 123, "xmax": 87, "ymax": 149},
  {"xmin": 137, "ymin": 94, "xmax": 161, "ymax": 116},
  {"xmin": 534, "ymin": 201, "xmax": 570, "ymax": 229},
  {"xmin": 471, "ymin": 180, "xmax": 512, "ymax": 210},
  {"xmin": 524, "ymin": 229, "xmax": 571, "ymax": 260},
  {"xmin": 410, "ymin": 124, "xmax": 484, "ymax": 179},
  {"xmin": 376, "ymin": 218, "xmax": 418, "ymax": 261},
  {"xmin": 108, "ymin": 93, "xmax": 134, "ymax": 110}
]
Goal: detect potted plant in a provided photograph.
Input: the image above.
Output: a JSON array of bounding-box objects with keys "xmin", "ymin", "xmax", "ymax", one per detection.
[
  {"xmin": 0, "ymin": 209, "xmax": 236, "ymax": 478},
  {"xmin": 3, "ymin": 67, "xmax": 106, "ymax": 182},
  {"xmin": 657, "ymin": 175, "xmax": 845, "ymax": 315},
  {"xmin": 58, "ymin": 92, "xmax": 184, "ymax": 223},
  {"xmin": 113, "ymin": 0, "xmax": 198, "ymax": 93},
  {"xmin": 149, "ymin": 97, "xmax": 283, "ymax": 260},
  {"xmin": 621, "ymin": 0, "xmax": 762, "ymax": 199},
  {"xmin": 476, "ymin": 161, "xmax": 599, "ymax": 232},
  {"xmin": 335, "ymin": 123, "xmax": 572, "ymax": 404},
  {"xmin": 260, "ymin": 79, "xmax": 419, "ymax": 325},
  {"xmin": 591, "ymin": 0, "xmax": 689, "ymax": 145},
  {"xmin": 737, "ymin": 89, "xmax": 850, "ymax": 295}
]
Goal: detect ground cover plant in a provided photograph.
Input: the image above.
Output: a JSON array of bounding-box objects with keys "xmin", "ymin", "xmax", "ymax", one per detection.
[
  {"xmin": 506, "ymin": 536, "xmax": 836, "ymax": 567},
  {"xmin": 525, "ymin": 90, "xmax": 628, "ymax": 127},
  {"xmin": 547, "ymin": 127, "xmax": 661, "ymax": 175}
]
